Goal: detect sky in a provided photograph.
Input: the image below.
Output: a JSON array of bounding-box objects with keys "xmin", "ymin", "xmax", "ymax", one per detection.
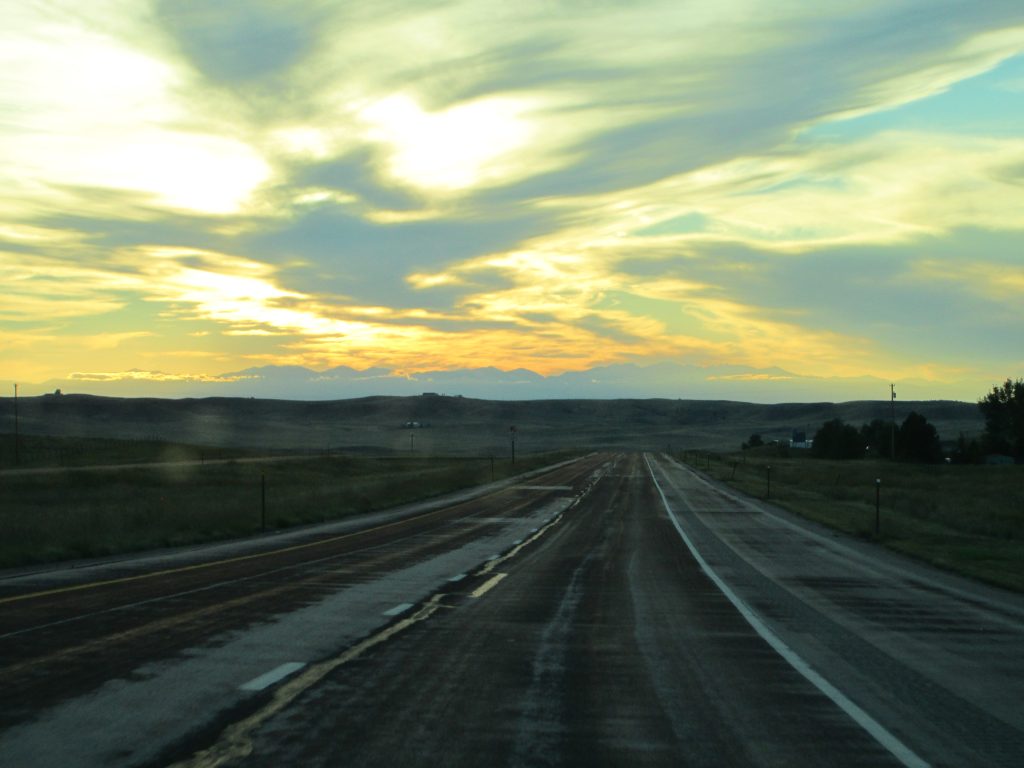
[{"xmin": 2, "ymin": 0, "xmax": 1023, "ymax": 402}]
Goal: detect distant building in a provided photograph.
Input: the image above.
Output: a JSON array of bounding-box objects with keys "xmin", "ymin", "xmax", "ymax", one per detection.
[
  {"xmin": 984, "ymin": 454, "xmax": 1014, "ymax": 466},
  {"xmin": 790, "ymin": 429, "xmax": 812, "ymax": 449}
]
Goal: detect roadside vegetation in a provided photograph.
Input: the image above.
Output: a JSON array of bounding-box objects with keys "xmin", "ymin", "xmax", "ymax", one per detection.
[
  {"xmin": 688, "ymin": 379, "xmax": 1024, "ymax": 592},
  {"xmin": 0, "ymin": 438, "xmax": 577, "ymax": 569},
  {"xmin": 0, "ymin": 433, "xmax": 267, "ymax": 469},
  {"xmin": 678, "ymin": 447, "xmax": 1024, "ymax": 592}
]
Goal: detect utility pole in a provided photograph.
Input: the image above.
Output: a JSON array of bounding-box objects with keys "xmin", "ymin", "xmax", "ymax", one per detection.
[
  {"xmin": 13, "ymin": 383, "xmax": 19, "ymax": 466},
  {"xmin": 510, "ymin": 426, "xmax": 517, "ymax": 465},
  {"xmin": 890, "ymin": 383, "xmax": 896, "ymax": 460},
  {"xmin": 875, "ymin": 478, "xmax": 881, "ymax": 536}
]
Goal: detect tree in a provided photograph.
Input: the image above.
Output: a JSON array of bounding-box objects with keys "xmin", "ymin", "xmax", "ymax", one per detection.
[
  {"xmin": 896, "ymin": 412, "xmax": 943, "ymax": 463},
  {"xmin": 950, "ymin": 433, "xmax": 982, "ymax": 465},
  {"xmin": 742, "ymin": 433, "xmax": 764, "ymax": 450},
  {"xmin": 860, "ymin": 419, "xmax": 894, "ymax": 459},
  {"xmin": 812, "ymin": 418, "xmax": 864, "ymax": 460},
  {"xmin": 978, "ymin": 378, "xmax": 1024, "ymax": 459}
]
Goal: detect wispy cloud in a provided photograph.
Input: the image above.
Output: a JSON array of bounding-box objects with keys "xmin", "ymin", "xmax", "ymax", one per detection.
[
  {"xmin": 3, "ymin": 1, "xmax": 1023, "ymax": 399},
  {"xmin": 67, "ymin": 369, "xmax": 250, "ymax": 383}
]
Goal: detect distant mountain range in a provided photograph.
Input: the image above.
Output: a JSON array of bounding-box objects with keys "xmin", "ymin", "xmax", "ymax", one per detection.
[{"xmin": 32, "ymin": 362, "xmax": 973, "ymax": 404}]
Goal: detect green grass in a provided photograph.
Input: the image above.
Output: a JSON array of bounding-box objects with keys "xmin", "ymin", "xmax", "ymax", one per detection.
[
  {"xmin": 0, "ymin": 451, "xmax": 578, "ymax": 569},
  {"xmin": 0, "ymin": 433, "xmax": 268, "ymax": 469},
  {"xmin": 678, "ymin": 448, "xmax": 1024, "ymax": 592}
]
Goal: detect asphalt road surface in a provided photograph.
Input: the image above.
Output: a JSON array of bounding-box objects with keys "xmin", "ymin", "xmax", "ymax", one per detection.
[{"xmin": 1, "ymin": 453, "xmax": 1021, "ymax": 767}]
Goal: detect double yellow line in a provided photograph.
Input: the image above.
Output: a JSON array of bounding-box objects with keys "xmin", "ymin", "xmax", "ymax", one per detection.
[{"xmin": 0, "ymin": 497, "xmax": 487, "ymax": 606}]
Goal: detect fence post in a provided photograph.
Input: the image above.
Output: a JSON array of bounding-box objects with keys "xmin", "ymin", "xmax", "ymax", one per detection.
[
  {"xmin": 875, "ymin": 478, "xmax": 881, "ymax": 536},
  {"xmin": 261, "ymin": 472, "xmax": 266, "ymax": 533}
]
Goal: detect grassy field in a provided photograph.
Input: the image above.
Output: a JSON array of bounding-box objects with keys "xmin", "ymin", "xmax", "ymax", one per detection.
[
  {"xmin": 678, "ymin": 447, "xmax": 1024, "ymax": 592},
  {"xmin": 0, "ymin": 443, "xmax": 577, "ymax": 569},
  {"xmin": 0, "ymin": 393, "xmax": 983, "ymax": 455},
  {"xmin": 0, "ymin": 432, "xmax": 269, "ymax": 469}
]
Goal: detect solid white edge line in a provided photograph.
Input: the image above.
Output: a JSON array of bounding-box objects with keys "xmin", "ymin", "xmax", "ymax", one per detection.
[
  {"xmin": 662, "ymin": 455, "xmax": 1024, "ymax": 623},
  {"xmin": 643, "ymin": 454, "xmax": 930, "ymax": 768},
  {"xmin": 239, "ymin": 662, "xmax": 306, "ymax": 692}
]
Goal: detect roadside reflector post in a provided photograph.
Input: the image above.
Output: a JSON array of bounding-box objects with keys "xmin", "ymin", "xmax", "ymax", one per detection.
[
  {"xmin": 875, "ymin": 478, "xmax": 881, "ymax": 536},
  {"xmin": 766, "ymin": 465, "xmax": 772, "ymax": 500}
]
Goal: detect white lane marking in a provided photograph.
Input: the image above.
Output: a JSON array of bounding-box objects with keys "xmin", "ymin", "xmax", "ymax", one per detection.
[
  {"xmin": 239, "ymin": 662, "xmax": 306, "ymax": 692},
  {"xmin": 644, "ymin": 454, "xmax": 930, "ymax": 768},
  {"xmin": 663, "ymin": 455, "xmax": 1024, "ymax": 624},
  {"xmin": 471, "ymin": 573, "xmax": 507, "ymax": 598},
  {"xmin": 382, "ymin": 602, "xmax": 414, "ymax": 616},
  {"xmin": 513, "ymin": 485, "xmax": 573, "ymax": 490},
  {"xmin": 448, "ymin": 573, "xmax": 467, "ymax": 582}
]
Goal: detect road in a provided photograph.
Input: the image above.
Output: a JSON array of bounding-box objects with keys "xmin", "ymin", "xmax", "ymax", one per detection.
[{"xmin": 1, "ymin": 453, "xmax": 1021, "ymax": 767}]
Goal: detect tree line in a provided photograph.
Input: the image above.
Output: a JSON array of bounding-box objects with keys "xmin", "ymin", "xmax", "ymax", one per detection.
[
  {"xmin": 812, "ymin": 412, "xmax": 944, "ymax": 462},
  {"xmin": 794, "ymin": 378, "xmax": 1023, "ymax": 464}
]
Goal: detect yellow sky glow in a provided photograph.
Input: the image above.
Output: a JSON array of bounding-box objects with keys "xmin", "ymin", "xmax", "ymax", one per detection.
[{"xmin": 2, "ymin": 2, "xmax": 1023, "ymax": 400}]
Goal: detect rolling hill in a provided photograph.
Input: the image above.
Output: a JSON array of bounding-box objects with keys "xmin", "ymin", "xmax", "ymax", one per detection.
[{"xmin": 0, "ymin": 393, "xmax": 983, "ymax": 459}]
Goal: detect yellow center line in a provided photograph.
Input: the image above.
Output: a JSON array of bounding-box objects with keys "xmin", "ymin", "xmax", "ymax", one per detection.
[
  {"xmin": 166, "ymin": 462, "xmax": 602, "ymax": 768},
  {"xmin": 170, "ymin": 593, "xmax": 449, "ymax": 768},
  {"xmin": 0, "ymin": 494, "xmax": 497, "ymax": 606},
  {"xmin": 470, "ymin": 572, "xmax": 507, "ymax": 598},
  {"xmin": 1, "ymin": 458, "xmax": 593, "ymax": 607}
]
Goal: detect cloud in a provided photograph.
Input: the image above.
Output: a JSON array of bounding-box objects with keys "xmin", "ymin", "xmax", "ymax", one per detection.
[
  {"xmin": 0, "ymin": 4, "xmax": 272, "ymax": 217},
  {"xmin": 153, "ymin": 0, "xmax": 320, "ymax": 86},
  {"xmin": 67, "ymin": 369, "xmax": 251, "ymax": 383},
  {"xmin": 3, "ymin": 1, "xmax": 1024, "ymax": 397}
]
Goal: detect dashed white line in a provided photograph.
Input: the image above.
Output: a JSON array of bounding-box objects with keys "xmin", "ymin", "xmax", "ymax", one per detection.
[
  {"xmin": 644, "ymin": 454, "xmax": 930, "ymax": 768},
  {"xmin": 239, "ymin": 662, "xmax": 306, "ymax": 692},
  {"xmin": 382, "ymin": 602, "xmax": 414, "ymax": 616},
  {"xmin": 448, "ymin": 573, "xmax": 467, "ymax": 582}
]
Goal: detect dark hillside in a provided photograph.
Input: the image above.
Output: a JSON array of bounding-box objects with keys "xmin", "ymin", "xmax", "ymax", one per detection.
[{"xmin": 0, "ymin": 393, "xmax": 982, "ymax": 458}]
